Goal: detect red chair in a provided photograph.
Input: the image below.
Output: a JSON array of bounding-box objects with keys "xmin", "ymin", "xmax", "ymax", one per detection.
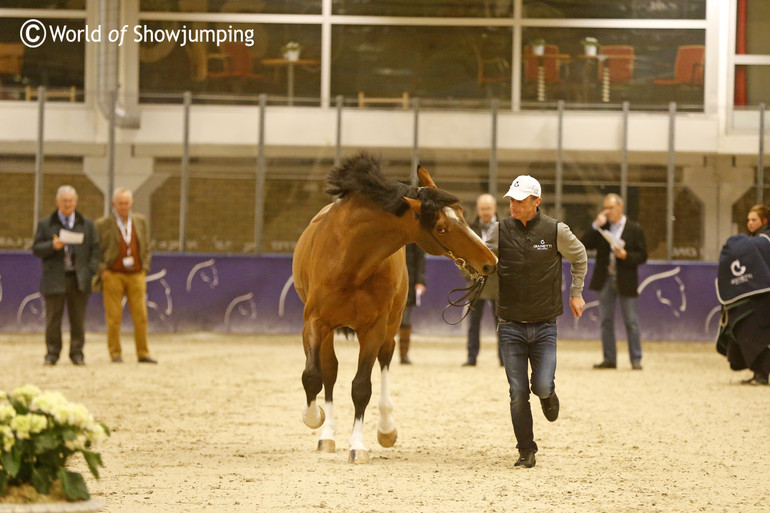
[
  {"xmin": 207, "ymin": 42, "xmax": 266, "ymax": 80},
  {"xmin": 598, "ymin": 45, "xmax": 634, "ymax": 84},
  {"xmin": 654, "ymin": 45, "xmax": 704, "ymax": 85}
]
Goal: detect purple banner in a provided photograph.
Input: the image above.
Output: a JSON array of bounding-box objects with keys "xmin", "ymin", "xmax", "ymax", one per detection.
[{"xmin": 0, "ymin": 252, "xmax": 720, "ymax": 341}]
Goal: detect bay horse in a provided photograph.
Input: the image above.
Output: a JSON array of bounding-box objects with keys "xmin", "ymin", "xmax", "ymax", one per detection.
[{"xmin": 292, "ymin": 153, "xmax": 498, "ymax": 463}]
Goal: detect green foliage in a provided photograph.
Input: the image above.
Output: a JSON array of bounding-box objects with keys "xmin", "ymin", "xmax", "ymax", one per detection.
[
  {"xmin": 57, "ymin": 470, "xmax": 90, "ymax": 501},
  {"xmin": 0, "ymin": 386, "xmax": 109, "ymax": 501}
]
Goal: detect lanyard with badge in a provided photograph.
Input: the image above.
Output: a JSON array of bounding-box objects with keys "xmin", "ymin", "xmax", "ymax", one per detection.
[{"xmin": 116, "ymin": 214, "xmax": 135, "ymax": 270}]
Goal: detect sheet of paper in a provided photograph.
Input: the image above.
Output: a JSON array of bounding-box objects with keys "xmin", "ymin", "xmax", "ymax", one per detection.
[
  {"xmin": 599, "ymin": 228, "xmax": 625, "ymax": 249},
  {"xmin": 58, "ymin": 229, "xmax": 84, "ymax": 244}
]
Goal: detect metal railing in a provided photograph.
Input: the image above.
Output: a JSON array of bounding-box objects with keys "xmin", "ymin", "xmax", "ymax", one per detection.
[{"xmin": 15, "ymin": 87, "xmax": 769, "ymax": 261}]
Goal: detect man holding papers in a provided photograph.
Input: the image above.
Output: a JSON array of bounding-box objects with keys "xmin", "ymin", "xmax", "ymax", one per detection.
[
  {"xmin": 32, "ymin": 185, "xmax": 100, "ymax": 366},
  {"xmin": 581, "ymin": 193, "xmax": 648, "ymax": 370}
]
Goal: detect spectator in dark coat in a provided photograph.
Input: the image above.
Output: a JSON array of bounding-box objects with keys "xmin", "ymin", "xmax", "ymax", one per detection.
[
  {"xmin": 32, "ymin": 185, "xmax": 100, "ymax": 366},
  {"xmin": 716, "ymin": 204, "xmax": 770, "ymax": 386},
  {"xmin": 398, "ymin": 243, "xmax": 425, "ymax": 364},
  {"xmin": 581, "ymin": 193, "xmax": 647, "ymax": 370},
  {"xmin": 462, "ymin": 193, "xmax": 502, "ymax": 367}
]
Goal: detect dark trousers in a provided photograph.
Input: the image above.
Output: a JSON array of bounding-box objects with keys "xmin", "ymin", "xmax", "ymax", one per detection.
[
  {"xmin": 466, "ymin": 298, "xmax": 501, "ymax": 364},
  {"xmin": 44, "ymin": 273, "xmax": 90, "ymax": 362}
]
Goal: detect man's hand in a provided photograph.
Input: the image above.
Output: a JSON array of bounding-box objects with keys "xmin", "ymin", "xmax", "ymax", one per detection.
[
  {"xmin": 52, "ymin": 234, "xmax": 65, "ymax": 251},
  {"xmin": 569, "ymin": 296, "xmax": 585, "ymax": 318},
  {"xmin": 613, "ymin": 246, "xmax": 627, "ymax": 259},
  {"xmin": 594, "ymin": 209, "xmax": 609, "ymax": 227}
]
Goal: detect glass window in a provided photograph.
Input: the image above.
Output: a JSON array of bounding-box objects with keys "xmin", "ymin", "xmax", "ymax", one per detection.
[
  {"xmin": 741, "ymin": 1, "xmax": 770, "ymax": 55},
  {"xmin": 0, "ymin": 1, "xmax": 84, "ymax": 8},
  {"xmin": 521, "ymin": 28, "xmax": 705, "ymax": 110},
  {"xmin": 332, "ymin": 0, "xmax": 513, "ymax": 17},
  {"xmin": 734, "ymin": 65, "xmax": 770, "ymax": 106},
  {"xmin": 139, "ymin": 21, "xmax": 321, "ymax": 105},
  {"xmin": 140, "ymin": 0, "xmax": 321, "ymax": 15},
  {"xmin": 331, "ymin": 25, "xmax": 512, "ymax": 106},
  {"xmin": 0, "ymin": 18, "xmax": 84, "ymax": 102},
  {"xmin": 522, "ymin": 0, "xmax": 705, "ymax": 19}
]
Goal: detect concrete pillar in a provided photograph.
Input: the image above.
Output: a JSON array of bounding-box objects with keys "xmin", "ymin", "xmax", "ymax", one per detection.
[
  {"xmin": 83, "ymin": 144, "xmax": 154, "ymax": 216},
  {"xmin": 682, "ymin": 162, "xmax": 754, "ymax": 261}
]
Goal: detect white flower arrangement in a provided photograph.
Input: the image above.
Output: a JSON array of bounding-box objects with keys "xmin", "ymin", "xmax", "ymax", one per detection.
[{"xmin": 0, "ymin": 385, "xmax": 109, "ymax": 502}]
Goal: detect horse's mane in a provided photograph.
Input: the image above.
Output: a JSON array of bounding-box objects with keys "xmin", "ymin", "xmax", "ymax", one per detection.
[{"xmin": 325, "ymin": 152, "xmax": 459, "ymax": 230}]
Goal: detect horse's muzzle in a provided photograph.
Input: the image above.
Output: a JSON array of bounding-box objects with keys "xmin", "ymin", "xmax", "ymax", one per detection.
[{"xmin": 482, "ymin": 263, "xmax": 497, "ymax": 275}]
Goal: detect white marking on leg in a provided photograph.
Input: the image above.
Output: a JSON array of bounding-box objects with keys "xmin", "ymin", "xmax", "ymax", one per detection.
[
  {"xmin": 349, "ymin": 418, "xmax": 367, "ymax": 452},
  {"xmin": 377, "ymin": 367, "xmax": 396, "ymax": 435},
  {"xmin": 319, "ymin": 400, "xmax": 336, "ymax": 441}
]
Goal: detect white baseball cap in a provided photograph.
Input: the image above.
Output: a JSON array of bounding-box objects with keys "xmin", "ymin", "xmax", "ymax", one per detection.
[{"xmin": 504, "ymin": 175, "xmax": 541, "ymax": 201}]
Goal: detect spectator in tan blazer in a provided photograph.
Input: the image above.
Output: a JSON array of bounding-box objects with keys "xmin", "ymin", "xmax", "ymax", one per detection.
[{"xmin": 95, "ymin": 187, "xmax": 156, "ymax": 364}]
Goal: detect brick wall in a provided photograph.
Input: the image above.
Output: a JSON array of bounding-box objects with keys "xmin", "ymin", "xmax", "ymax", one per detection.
[
  {"xmin": 0, "ymin": 168, "xmax": 103, "ymax": 249},
  {"xmin": 150, "ymin": 176, "xmax": 329, "ymax": 253}
]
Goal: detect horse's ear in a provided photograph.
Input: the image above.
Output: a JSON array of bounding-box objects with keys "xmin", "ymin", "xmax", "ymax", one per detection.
[
  {"xmin": 417, "ymin": 165, "xmax": 437, "ymax": 189},
  {"xmin": 403, "ymin": 196, "xmax": 422, "ymax": 215}
]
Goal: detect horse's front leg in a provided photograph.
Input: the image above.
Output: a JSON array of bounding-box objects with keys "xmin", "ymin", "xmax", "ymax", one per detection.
[
  {"xmin": 317, "ymin": 329, "xmax": 338, "ymax": 453},
  {"xmin": 376, "ymin": 335, "xmax": 398, "ymax": 448},
  {"xmin": 348, "ymin": 327, "xmax": 381, "ymax": 464}
]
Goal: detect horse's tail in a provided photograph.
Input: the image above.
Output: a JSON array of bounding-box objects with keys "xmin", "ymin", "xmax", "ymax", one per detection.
[{"xmin": 335, "ymin": 327, "xmax": 356, "ymax": 339}]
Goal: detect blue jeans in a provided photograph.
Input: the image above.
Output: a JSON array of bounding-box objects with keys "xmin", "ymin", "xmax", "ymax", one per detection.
[
  {"xmin": 466, "ymin": 299, "xmax": 501, "ymax": 364},
  {"xmin": 498, "ymin": 318, "xmax": 558, "ymax": 453},
  {"xmin": 599, "ymin": 276, "xmax": 642, "ymax": 364}
]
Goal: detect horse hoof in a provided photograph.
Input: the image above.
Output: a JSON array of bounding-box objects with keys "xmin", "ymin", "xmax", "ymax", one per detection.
[
  {"xmin": 317, "ymin": 439, "xmax": 336, "ymax": 453},
  {"xmin": 302, "ymin": 407, "xmax": 325, "ymax": 429},
  {"xmin": 348, "ymin": 449, "xmax": 370, "ymax": 464},
  {"xmin": 377, "ymin": 428, "xmax": 397, "ymax": 448}
]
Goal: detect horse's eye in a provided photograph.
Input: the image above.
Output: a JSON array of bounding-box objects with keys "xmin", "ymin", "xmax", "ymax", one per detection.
[{"xmin": 436, "ymin": 226, "xmax": 447, "ymax": 235}]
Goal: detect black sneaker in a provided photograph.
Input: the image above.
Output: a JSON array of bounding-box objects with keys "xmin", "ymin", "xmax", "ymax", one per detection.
[
  {"xmin": 514, "ymin": 451, "xmax": 536, "ymax": 468},
  {"xmin": 593, "ymin": 361, "xmax": 617, "ymax": 369},
  {"xmin": 461, "ymin": 360, "xmax": 476, "ymax": 367},
  {"xmin": 540, "ymin": 392, "xmax": 559, "ymax": 422}
]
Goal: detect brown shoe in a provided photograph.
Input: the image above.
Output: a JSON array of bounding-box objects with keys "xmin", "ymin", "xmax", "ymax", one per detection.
[
  {"xmin": 138, "ymin": 356, "xmax": 158, "ymax": 364},
  {"xmin": 631, "ymin": 361, "xmax": 643, "ymax": 370},
  {"xmin": 593, "ymin": 361, "xmax": 617, "ymax": 369},
  {"xmin": 112, "ymin": 356, "xmax": 123, "ymax": 363}
]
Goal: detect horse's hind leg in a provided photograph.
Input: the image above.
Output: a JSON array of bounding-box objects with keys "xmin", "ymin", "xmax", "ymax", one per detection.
[
  {"xmin": 348, "ymin": 327, "xmax": 381, "ymax": 464},
  {"xmin": 301, "ymin": 320, "xmax": 326, "ymax": 430},
  {"xmin": 376, "ymin": 335, "xmax": 398, "ymax": 448},
  {"xmin": 317, "ymin": 330, "xmax": 338, "ymax": 453}
]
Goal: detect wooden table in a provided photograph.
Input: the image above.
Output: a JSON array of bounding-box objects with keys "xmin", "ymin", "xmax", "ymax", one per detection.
[
  {"xmin": 578, "ymin": 54, "xmax": 634, "ymax": 103},
  {"xmin": 260, "ymin": 58, "xmax": 319, "ymax": 106},
  {"xmin": 522, "ymin": 53, "xmax": 570, "ymax": 102}
]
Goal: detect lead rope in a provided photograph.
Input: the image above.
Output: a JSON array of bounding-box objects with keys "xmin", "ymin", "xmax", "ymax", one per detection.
[{"xmin": 440, "ymin": 249, "xmax": 488, "ymax": 325}]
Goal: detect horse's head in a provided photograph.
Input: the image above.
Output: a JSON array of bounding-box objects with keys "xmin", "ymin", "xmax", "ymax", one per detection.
[{"xmin": 403, "ymin": 166, "xmax": 498, "ymax": 278}]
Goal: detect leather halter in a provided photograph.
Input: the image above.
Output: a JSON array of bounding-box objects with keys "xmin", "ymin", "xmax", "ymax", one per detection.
[{"xmin": 426, "ymin": 223, "xmax": 489, "ymax": 325}]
